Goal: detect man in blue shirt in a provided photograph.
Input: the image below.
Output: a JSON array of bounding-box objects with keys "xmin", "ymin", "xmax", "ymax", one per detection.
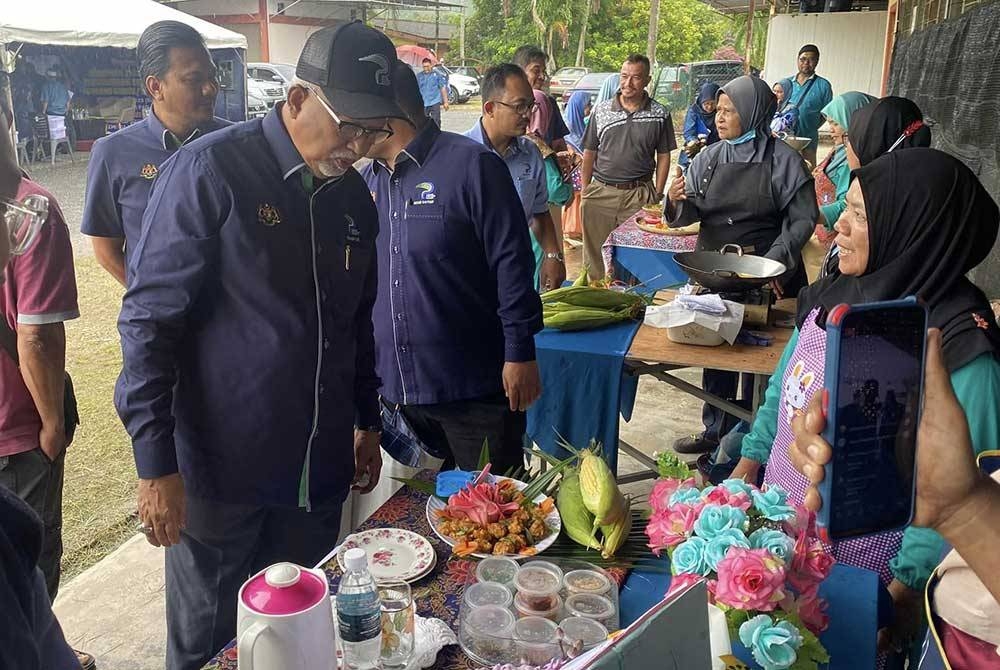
[
  {"xmin": 363, "ymin": 63, "xmax": 543, "ymax": 473},
  {"xmin": 82, "ymin": 21, "xmax": 230, "ymax": 286},
  {"xmin": 777, "ymin": 44, "xmax": 833, "ymax": 166},
  {"xmin": 416, "ymin": 57, "xmax": 449, "ymax": 126},
  {"xmin": 465, "ymin": 64, "xmax": 565, "ymax": 291},
  {"xmin": 38, "ymin": 69, "xmax": 70, "ymax": 117},
  {"xmin": 116, "ymin": 22, "xmax": 404, "ymax": 670}
]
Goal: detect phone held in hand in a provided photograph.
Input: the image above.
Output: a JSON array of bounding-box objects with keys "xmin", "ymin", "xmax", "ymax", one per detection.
[{"xmin": 817, "ymin": 297, "xmax": 929, "ymax": 542}]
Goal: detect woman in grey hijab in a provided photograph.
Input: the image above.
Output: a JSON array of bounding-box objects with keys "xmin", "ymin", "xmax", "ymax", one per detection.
[{"xmin": 666, "ymin": 75, "xmax": 819, "ymax": 456}]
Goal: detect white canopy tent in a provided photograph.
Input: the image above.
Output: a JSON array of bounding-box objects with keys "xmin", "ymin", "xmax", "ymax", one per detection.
[{"xmin": 0, "ymin": 0, "xmax": 247, "ymax": 50}]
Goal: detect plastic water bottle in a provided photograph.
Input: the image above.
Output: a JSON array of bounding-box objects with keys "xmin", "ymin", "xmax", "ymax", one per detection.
[{"xmin": 337, "ymin": 548, "xmax": 382, "ymax": 669}]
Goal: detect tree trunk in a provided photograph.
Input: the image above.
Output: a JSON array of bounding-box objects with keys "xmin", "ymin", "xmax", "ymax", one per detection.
[
  {"xmin": 646, "ymin": 0, "xmax": 661, "ymax": 65},
  {"xmin": 575, "ymin": 0, "xmax": 592, "ymax": 67}
]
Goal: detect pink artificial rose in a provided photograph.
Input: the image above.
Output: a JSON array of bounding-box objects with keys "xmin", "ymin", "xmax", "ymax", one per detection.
[
  {"xmin": 783, "ymin": 505, "xmax": 817, "ymax": 539},
  {"xmin": 645, "ymin": 504, "xmax": 701, "ymax": 554},
  {"xmin": 705, "ymin": 578, "xmax": 718, "ymax": 605},
  {"xmin": 666, "ymin": 572, "xmax": 703, "ymax": 598},
  {"xmin": 649, "ymin": 477, "xmax": 697, "ymax": 514},
  {"xmin": 797, "ymin": 587, "xmax": 830, "ymax": 635},
  {"xmin": 714, "ymin": 548, "xmax": 787, "ymax": 612},
  {"xmin": 788, "ymin": 534, "xmax": 835, "ymax": 593},
  {"xmin": 705, "ymin": 486, "xmax": 752, "ymax": 511}
]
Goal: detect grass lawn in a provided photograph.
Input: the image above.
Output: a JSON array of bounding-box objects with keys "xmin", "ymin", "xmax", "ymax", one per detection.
[{"xmin": 62, "ymin": 255, "xmax": 138, "ymax": 580}]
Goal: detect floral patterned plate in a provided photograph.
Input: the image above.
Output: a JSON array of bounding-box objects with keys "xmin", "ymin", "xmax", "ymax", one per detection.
[{"xmin": 337, "ymin": 528, "xmax": 437, "ymax": 583}]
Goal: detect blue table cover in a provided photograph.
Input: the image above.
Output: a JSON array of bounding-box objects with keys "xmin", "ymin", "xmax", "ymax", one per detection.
[
  {"xmin": 612, "ymin": 246, "xmax": 689, "ymax": 291},
  {"xmin": 618, "ymin": 562, "xmax": 880, "ymax": 669}
]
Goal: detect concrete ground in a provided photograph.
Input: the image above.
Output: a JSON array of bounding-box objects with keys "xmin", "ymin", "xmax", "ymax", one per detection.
[{"xmin": 43, "ymin": 106, "xmax": 706, "ymax": 669}]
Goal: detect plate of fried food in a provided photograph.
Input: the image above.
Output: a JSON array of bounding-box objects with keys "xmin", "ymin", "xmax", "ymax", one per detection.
[
  {"xmin": 426, "ymin": 474, "xmax": 561, "ymax": 559},
  {"xmin": 636, "ymin": 219, "xmax": 700, "ymax": 236}
]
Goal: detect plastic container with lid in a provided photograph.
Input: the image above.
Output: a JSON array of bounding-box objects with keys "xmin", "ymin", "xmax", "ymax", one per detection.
[
  {"xmin": 559, "ymin": 616, "xmax": 609, "ymax": 652},
  {"xmin": 513, "ymin": 564, "xmax": 562, "ymax": 598},
  {"xmin": 523, "ymin": 560, "xmax": 564, "ymax": 584},
  {"xmin": 514, "ymin": 591, "xmax": 562, "ymax": 622},
  {"xmin": 463, "ymin": 581, "xmax": 513, "ymax": 610},
  {"xmin": 459, "ymin": 604, "xmax": 516, "ymax": 665},
  {"xmin": 514, "ymin": 616, "xmax": 558, "ymax": 665},
  {"xmin": 563, "ymin": 569, "xmax": 612, "ymax": 596},
  {"xmin": 565, "ymin": 593, "xmax": 616, "ymax": 626},
  {"xmin": 476, "ymin": 557, "xmax": 520, "ymax": 587}
]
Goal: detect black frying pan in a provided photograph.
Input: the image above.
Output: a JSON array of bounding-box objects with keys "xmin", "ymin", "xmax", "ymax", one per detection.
[{"xmin": 674, "ymin": 244, "xmax": 787, "ymax": 292}]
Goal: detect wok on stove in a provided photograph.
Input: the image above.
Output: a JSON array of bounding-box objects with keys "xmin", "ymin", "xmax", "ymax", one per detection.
[{"xmin": 674, "ymin": 244, "xmax": 787, "ymax": 292}]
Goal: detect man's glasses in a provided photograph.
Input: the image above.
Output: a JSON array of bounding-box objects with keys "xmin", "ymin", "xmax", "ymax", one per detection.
[
  {"xmin": 3, "ymin": 194, "xmax": 49, "ymax": 256},
  {"xmin": 309, "ymin": 87, "xmax": 393, "ymax": 145},
  {"xmin": 494, "ymin": 100, "xmax": 538, "ymax": 117}
]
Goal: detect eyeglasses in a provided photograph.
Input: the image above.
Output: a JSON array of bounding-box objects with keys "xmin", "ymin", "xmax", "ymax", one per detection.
[
  {"xmin": 309, "ymin": 87, "xmax": 393, "ymax": 145},
  {"xmin": 3, "ymin": 194, "xmax": 49, "ymax": 256},
  {"xmin": 494, "ymin": 100, "xmax": 538, "ymax": 117}
]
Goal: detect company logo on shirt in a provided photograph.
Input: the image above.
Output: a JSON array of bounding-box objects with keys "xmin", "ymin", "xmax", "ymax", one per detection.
[
  {"xmin": 414, "ymin": 182, "xmax": 436, "ymax": 204},
  {"xmin": 345, "ymin": 214, "xmax": 362, "ymax": 243},
  {"xmin": 140, "ymin": 163, "xmax": 158, "ymax": 180},
  {"xmin": 258, "ymin": 203, "xmax": 282, "ymax": 227}
]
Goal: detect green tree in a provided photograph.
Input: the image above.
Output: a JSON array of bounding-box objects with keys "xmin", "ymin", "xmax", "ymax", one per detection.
[{"xmin": 726, "ymin": 10, "xmax": 769, "ymax": 70}]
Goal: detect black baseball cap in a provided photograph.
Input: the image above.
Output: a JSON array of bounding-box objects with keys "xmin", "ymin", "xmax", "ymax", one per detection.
[{"xmin": 296, "ymin": 21, "xmax": 406, "ymax": 121}]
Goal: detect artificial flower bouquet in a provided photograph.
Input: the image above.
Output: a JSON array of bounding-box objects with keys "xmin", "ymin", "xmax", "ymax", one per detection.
[{"xmin": 644, "ymin": 473, "xmax": 834, "ymax": 670}]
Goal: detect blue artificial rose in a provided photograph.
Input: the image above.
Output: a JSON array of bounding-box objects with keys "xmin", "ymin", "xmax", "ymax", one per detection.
[
  {"xmin": 748, "ymin": 528, "xmax": 795, "ymax": 564},
  {"xmin": 739, "ymin": 615, "xmax": 804, "ymax": 670},
  {"xmin": 720, "ymin": 478, "xmax": 754, "ymax": 497},
  {"xmin": 751, "ymin": 487, "xmax": 797, "ymax": 521},
  {"xmin": 703, "ymin": 528, "xmax": 751, "ymax": 571},
  {"xmin": 671, "ymin": 536, "xmax": 711, "ymax": 576},
  {"xmin": 669, "ymin": 487, "xmax": 704, "ymax": 507},
  {"xmin": 693, "ymin": 504, "xmax": 748, "ymax": 540}
]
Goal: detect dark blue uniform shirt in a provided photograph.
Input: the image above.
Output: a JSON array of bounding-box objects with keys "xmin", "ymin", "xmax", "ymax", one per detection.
[
  {"xmin": 361, "ymin": 122, "xmax": 542, "ymax": 407},
  {"xmin": 115, "ymin": 108, "xmax": 381, "ymax": 508},
  {"xmin": 81, "ymin": 112, "xmax": 230, "ymax": 259}
]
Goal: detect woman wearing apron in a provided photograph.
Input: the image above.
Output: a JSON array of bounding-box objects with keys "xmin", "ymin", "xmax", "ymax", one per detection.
[{"xmin": 665, "ymin": 75, "xmax": 819, "ymax": 454}]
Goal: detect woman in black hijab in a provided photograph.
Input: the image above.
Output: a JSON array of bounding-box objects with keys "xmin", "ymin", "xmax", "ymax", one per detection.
[
  {"xmin": 846, "ymin": 96, "xmax": 932, "ymax": 169},
  {"xmin": 666, "ymin": 75, "xmax": 819, "ymax": 455}
]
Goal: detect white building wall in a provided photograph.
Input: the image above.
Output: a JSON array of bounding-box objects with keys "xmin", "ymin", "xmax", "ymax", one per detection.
[
  {"xmin": 267, "ymin": 23, "xmax": 320, "ymax": 64},
  {"xmin": 762, "ymin": 11, "xmax": 889, "ymax": 97}
]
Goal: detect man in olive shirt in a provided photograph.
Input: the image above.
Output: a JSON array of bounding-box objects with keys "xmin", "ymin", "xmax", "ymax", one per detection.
[{"xmin": 580, "ymin": 54, "xmax": 676, "ymax": 280}]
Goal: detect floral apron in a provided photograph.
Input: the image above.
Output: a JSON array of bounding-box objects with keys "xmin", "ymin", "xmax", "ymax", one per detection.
[{"xmin": 763, "ymin": 307, "xmax": 903, "ymax": 587}]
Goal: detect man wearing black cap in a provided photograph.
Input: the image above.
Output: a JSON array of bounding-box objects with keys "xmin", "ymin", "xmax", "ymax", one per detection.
[
  {"xmin": 775, "ymin": 44, "xmax": 832, "ymax": 166},
  {"xmin": 115, "ymin": 21, "xmax": 403, "ymax": 670}
]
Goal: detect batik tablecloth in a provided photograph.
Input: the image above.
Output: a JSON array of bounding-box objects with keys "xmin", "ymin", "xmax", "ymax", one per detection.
[{"xmin": 602, "ymin": 211, "xmax": 698, "ymax": 290}]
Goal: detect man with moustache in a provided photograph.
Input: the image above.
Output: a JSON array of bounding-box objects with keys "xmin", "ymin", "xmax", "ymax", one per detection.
[{"xmin": 115, "ymin": 22, "xmax": 402, "ymax": 670}]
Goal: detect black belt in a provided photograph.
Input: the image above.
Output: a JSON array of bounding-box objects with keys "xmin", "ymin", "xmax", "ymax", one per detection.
[{"xmin": 596, "ymin": 178, "xmax": 652, "ymax": 190}]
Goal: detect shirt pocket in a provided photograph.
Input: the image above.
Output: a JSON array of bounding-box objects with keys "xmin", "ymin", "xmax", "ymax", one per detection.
[
  {"xmin": 403, "ymin": 203, "xmax": 450, "ymax": 261},
  {"xmin": 326, "ymin": 242, "xmax": 373, "ymax": 319}
]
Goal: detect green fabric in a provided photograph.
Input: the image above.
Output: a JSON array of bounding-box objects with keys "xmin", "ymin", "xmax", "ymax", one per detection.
[
  {"xmin": 301, "ymin": 169, "xmax": 316, "ymax": 194},
  {"xmin": 739, "ymin": 328, "xmax": 800, "ymax": 463},
  {"xmin": 820, "ymin": 91, "xmax": 874, "ymax": 131},
  {"xmin": 528, "ymin": 228, "xmax": 543, "ymax": 291},
  {"xmin": 890, "ymin": 352, "xmax": 1000, "ymax": 589},
  {"xmin": 544, "ymin": 156, "xmax": 572, "ymax": 206}
]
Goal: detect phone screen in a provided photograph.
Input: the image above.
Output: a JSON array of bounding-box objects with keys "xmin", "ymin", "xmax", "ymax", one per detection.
[{"xmin": 829, "ymin": 306, "xmax": 926, "ymax": 539}]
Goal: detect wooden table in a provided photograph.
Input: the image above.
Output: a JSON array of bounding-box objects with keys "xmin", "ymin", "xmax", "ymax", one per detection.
[{"xmin": 615, "ymin": 293, "xmax": 797, "ymax": 483}]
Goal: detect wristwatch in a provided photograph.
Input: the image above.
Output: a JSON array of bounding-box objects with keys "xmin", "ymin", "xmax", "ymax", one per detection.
[{"xmin": 544, "ymin": 251, "xmax": 565, "ymax": 263}]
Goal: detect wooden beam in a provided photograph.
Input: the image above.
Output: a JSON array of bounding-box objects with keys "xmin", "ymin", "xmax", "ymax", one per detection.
[
  {"xmin": 881, "ymin": 0, "xmax": 899, "ymax": 96},
  {"xmin": 259, "ymin": 0, "xmax": 270, "ymax": 61},
  {"xmin": 270, "ymin": 15, "xmax": 341, "ymax": 26},
  {"xmin": 193, "ymin": 13, "xmax": 261, "ymax": 25}
]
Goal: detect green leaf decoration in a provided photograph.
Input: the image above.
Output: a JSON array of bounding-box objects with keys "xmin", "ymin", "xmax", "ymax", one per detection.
[
  {"xmin": 655, "ymin": 451, "xmax": 692, "ymax": 480},
  {"xmin": 390, "ymin": 477, "xmax": 443, "ymax": 499},
  {"xmin": 477, "ymin": 439, "xmax": 491, "ymax": 470}
]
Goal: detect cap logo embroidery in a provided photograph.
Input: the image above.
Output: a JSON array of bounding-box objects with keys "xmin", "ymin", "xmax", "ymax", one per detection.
[
  {"xmin": 345, "ymin": 214, "xmax": 362, "ymax": 243},
  {"xmin": 258, "ymin": 203, "xmax": 282, "ymax": 227},
  {"xmin": 358, "ymin": 54, "xmax": 390, "ymax": 86},
  {"xmin": 140, "ymin": 163, "xmax": 158, "ymax": 180},
  {"xmin": 414, "ymin": 182, "xmax": 436, "ymax": 204},
  {"xmin": 973, "ymin": 313, "xmax": 990, "ymax": 330}
]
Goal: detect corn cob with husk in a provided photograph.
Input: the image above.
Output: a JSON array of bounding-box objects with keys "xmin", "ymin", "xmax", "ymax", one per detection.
[
  {"xmin": 557, "ymin": 469, "xmax": 603, "ymax": 551},
  {"xmin": 554, "ymin": 444, "xmax": 633, "ymax": 557},
  {"xmin": 540, "ymin": 285, "xmax": 647, "ymax": 310},
  {"xmin": 541, "ymin": 285, "xmax": 647, "ymax": 331},
  {"xmin": 599, "ymin": 495, "xmax": 632, "ymax": 559}
]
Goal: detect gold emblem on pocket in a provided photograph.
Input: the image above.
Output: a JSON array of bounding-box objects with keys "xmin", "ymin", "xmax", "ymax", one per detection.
[
  {"xmin": 258, "ymin": 203, "xmax": 282, "ymax": 227},
  {"xmin": 140, "ymin": 163, "xmax": 158, "ymax": 180}
]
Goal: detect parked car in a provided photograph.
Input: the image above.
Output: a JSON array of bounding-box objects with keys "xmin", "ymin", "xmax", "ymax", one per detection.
[
  {"xmin": 247, "ymin": 92, "xmax": 268, "ymax": 120},
  {"xmin": 247, "ymin": 62, "xmax": 296, "ymax": 94},
  {"xmin": 651, "ymin": 60, "xmax": 745, "ymax": 112},
  {"xmin": 436, "ymin": 65, "xmax": 480, "ymax": 104},
  {"xmin": 549, "ymin": 66, "xmax": 590, "ymax": 98},
  {"xmin": 247, "ymin": 77, "xmax": 285, "ymax": 111},
  {"xmin": 449, "ymin": 65, "xmax": 481, "ymax": 82},
  {"xmin": 561, "ymin": 72, "xmax": 616, "ymax": 107}
]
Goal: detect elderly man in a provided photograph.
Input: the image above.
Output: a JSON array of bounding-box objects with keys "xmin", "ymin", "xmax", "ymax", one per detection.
[
  {"xmin": 364, "ymin": 63, "xmax": 543, "ymax": 473},
  {"xmin": 775, "ymin": 44, "xmax": 833, "ymax": 166},
  {"xmin": 580, "ymin": 54, "xmax": 676, "ymax": 280},
  {"xmin": 82, "ymin": 20, "xmax": 230, "ymax": 287},
  {"xmin": 115, "ymin": 21, "xmax": 403, "ymax": 670},
  {"xmin": 465, "ymin": 64, "xmax": 565, "ymax": 291}
]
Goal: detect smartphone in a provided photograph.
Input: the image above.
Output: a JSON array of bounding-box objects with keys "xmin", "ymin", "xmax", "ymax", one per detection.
[{"xmin": 816, "ymin": 297, "xmax": 928, "ymax": 541}]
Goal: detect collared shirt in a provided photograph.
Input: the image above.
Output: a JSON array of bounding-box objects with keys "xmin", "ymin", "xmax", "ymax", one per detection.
[
  {"xmin": 361, "ymin": 123, "xmax": 542, "ymax": 406},
  {"xmin": 464, "ymin": 120, "xmax": 548, "ymax": 223},
  {"xmin": 1, "ymin": 178, "xmax": 79, "ymax": 457},
  {"xmin": 81, "ymin": 112, "xmax": 230, "ymax": 262},
  {"xmin": 115, "ymin": 107, "xmax": 381, "ymax": 507},
  {"xmin": 416, "ymin": 70, "xmax": 448, "ymax": 108},
  {"xmin": 783, "ymin": 74, "xmax": 833, "ymax": 146},
  {"xmin": 39, "ymin": 80, "xmax": 69, "ymax": 115},
  {"xmin": 583, "ymin": 93, "xmax": 677, "ymax": 184}
]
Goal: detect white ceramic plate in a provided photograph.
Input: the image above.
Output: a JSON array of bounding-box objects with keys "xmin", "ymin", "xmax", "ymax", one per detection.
[
  {"xmin": 426, "ymin": 476, "xmax": 562, "ymax": 559},
  {"xmin": 337, "ymin": 528, "xmax": 436, "ymax": 583}
]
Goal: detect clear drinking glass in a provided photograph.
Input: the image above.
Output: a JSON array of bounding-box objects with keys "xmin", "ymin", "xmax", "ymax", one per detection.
[
  {"xmin": 3, "ymin": 194, "xmax": 49, "ymax": 256},
  {"xmin": 378, "ymin": 580, "xmax": 414, "ymax": 668}
]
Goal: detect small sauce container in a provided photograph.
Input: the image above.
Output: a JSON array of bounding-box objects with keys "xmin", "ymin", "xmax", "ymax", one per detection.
[
  {"xmin": 559, "ymin": 616, "xmax": 609, "ymax": 652},
  {"xmin": 565, "ymin": 593, "xmax": 616, "ymax": 628},
  {"xmin": 523, "ymin": 560, "xmax": 564, "ymax": 585},
  {"xmin": 514, "ymin": 616, "xmax": 559, "ymax": 665},
  {"xmin": 463, "ymin": 581, "xmax": 513, "ymax": 610},
  {"xmin": 514, "ymin": 564, "xmax": 562, "ymax": 600},
  {"xmin": 514, "ymin": 591, "xmax": 563, "ymax": 622},
  {"xmin": 563, "ymin": 569, "xmax": 611, "ymax": 596},
  {"xmin": 476, "ymin": 557, "xmax": 520, "ymax": 589},
  {"xmin": 460, "ymin": 605, "xmax": 515, "ymax": 664}
]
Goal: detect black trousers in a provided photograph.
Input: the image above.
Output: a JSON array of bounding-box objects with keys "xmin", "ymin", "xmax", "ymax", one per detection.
[
  {"xmin": 0, "ymin": 448, "xmax": 64, "ymax": 600},
  {"xmin": 700, "ymin": 370, "xmax": 754, "ymax": 443},
  {"xmin": 165, "ymin": 495, "xmax": 342, "ymax": 670},
  {"xmin": 425, "ymin": 104, "xmax": 442, "ymax": 127},
  {"xmin": 401, "ymin": 393, "xmax": 526, "ymax": 474}
]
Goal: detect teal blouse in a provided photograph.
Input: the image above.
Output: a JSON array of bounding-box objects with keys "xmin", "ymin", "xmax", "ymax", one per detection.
[{"xmin": 741, "ymin": 329, "xmax": 1000, "ymax": 589}]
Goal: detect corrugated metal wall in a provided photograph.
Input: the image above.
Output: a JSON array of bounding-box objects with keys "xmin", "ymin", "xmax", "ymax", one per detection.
[{"xmin": 762, "ymin": 12, "xmax": 888, "ymax": 95}]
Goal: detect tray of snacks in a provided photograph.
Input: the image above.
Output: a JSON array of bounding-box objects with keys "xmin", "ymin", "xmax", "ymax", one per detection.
[
  {"xmin": 427, "ymin": 474, "xmax": 561, "ymax": 559},
  {"xmin": 458, "ymin": 558, "xmax": 620, "ymax": 667},
  {"xmin": 636, "ymin": 219, "xmax": 700, "ymax": 236}
]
